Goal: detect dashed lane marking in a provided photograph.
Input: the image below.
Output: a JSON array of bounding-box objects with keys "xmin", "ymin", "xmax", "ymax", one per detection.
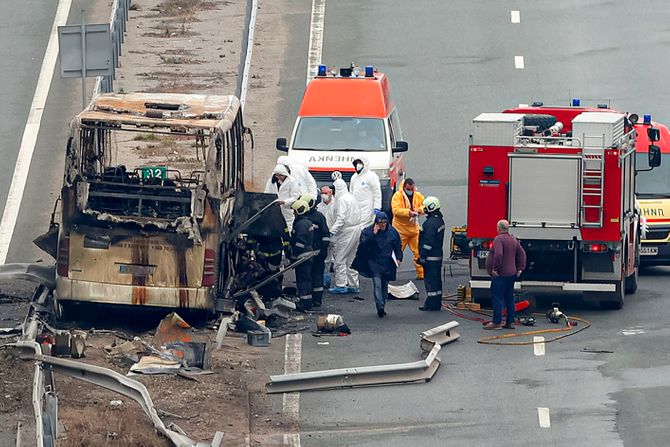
[
  {"xmin": 533, "ymin": 336, "xmax": 545, "ymax": 356},
  {"xmin": 283, "ymin": 334, "xmax": 302, "ymax": 446},
  {"xmin": 511, "ymin": 10, "xmax": 520, "ymax": 23},
  {"xmin": 538, "ymin": 407, "xmax": 551, "ymax": 428},
  {"xmin": 514, "ymin": 55, "xmax": 525, "ymax": 69}
]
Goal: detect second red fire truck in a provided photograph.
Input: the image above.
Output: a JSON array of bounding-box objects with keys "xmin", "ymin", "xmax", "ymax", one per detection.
[{"xmin": 467, "ymin": 102, "xmax": 661, "ymax": 309}]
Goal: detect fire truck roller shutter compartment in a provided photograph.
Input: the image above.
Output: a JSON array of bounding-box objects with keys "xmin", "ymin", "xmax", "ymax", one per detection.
[{"xmin": 508, "ymin": 154, "xmax": 581, "ymax": 231}]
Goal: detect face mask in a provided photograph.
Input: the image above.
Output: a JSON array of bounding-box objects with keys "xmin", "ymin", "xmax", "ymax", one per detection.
[
  {"xmin": 404, "ymin": 188, "xmax": 413, "ymax": 195},
  {"xmin": 321, "ymin": 194, "xmax": 331, "ymax": 203},
  {"xmin": 355, "ymin": 163, "xmax": 364, "ymax": 173}
]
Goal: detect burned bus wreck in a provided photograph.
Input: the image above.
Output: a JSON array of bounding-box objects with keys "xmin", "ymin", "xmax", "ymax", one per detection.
[{"xmin": 36, "ymin": 93, "xmax": 289, "ymax": 314}]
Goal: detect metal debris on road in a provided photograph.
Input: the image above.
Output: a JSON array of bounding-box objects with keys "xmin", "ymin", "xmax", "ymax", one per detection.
[
  {"xmin": 387, "ymin": 281, "xmax": 420, "ymax": 300},
  {"xmin": 315, "ymin": 314, "xmax": 351, "ymax": 335},
  {"xmin": 266, "ymin": 321, "xmax": 460, "ymax": 393}
]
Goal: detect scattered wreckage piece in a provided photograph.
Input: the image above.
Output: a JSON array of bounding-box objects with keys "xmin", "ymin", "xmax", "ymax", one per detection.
[
  {"xmin": 387, "ymin": 281, "xmax": 420, "ymax": 300},
  {"xmin": 266, "ymin": 321, "xmax": 460, "ymax": 394},
  {"xmin": 419, "ymin": 321, "xmax": 460, "ymax": 358},
  {"xmin": 0, "ymin": 263, "xmax": 56, "ymax": 290},
  {"xmin": 231, "ymin": 250, "xmax": 320, "ymax": 300},
  {"xmin": 315, "ymin": 314, "xmax": 351, "ymax": 335}
]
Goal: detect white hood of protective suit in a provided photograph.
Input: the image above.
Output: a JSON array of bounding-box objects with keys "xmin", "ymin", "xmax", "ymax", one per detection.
[
  {"xmin": 272, "ymin": 164, "xmax": 290, "ymax": 177},
  {"xmin": 334, "ymin": 178, "xmax": 349, "ymax": 194},
  {"xmin": 353, "ymin": 156, "xmax": 370, "ymax": 175}
]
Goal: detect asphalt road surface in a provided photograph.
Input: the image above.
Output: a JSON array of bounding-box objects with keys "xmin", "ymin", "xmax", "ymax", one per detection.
[
  {"xmin": 0, "ymin": 0, "xmax": 106, "ymax": 265},
  {"xmin": 273, "ymin": 1, "xmax": 670, "ymax": 446}
]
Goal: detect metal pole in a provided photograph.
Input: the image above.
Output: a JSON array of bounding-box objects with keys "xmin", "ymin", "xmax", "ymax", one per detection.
[{"xmin": 80, "ymin": 10, "xmax": 87, "ymax": 109}]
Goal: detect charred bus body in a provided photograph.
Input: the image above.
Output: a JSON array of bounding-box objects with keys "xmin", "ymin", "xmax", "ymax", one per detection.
[{"xmin": 37, "ymin": 93, "xmax": 283, "ymax": 314}]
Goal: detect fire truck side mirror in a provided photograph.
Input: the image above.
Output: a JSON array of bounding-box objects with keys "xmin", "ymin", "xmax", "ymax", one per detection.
[
  {"xmin": 276, "ymin": 137, "xmax": 288, "ymax": 152},
  {"xmin": 647, "ymin": 127, "xmax": 660, "ymax": 142},
  {"xmin": 648, "ymin": 144, "xmax": 662, "ymax": 168},
  {"xmin": 392, "ymin": 141, "xmax": 408, "ymax": 153}
]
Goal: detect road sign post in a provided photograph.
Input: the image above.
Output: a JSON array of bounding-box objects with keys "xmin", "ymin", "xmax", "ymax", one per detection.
[{"xmin": 58, "ymin": 15, "xmax": 113, "ymax": 109}]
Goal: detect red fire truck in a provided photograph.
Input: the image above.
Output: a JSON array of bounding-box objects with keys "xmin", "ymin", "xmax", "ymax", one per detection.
[{"xmin": 467, "ymin": 103, "xmax": 661, "ymax": 309}]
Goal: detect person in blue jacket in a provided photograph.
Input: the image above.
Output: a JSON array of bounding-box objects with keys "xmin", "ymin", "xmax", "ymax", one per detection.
[{"xmin": 352, "ymin": 210, "xmax": 403, "ymax": 318}]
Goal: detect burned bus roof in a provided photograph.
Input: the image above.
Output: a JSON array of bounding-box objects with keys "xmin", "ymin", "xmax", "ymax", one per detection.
[{"xmin": 76, "ymin": 93, "xmax": 241, "ymax": 131}]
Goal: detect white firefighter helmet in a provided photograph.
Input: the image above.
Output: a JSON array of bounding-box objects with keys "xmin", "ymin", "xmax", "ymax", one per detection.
[{"xmin": 422, "ymin": 196, "xmax": 441, "ymax": 212}]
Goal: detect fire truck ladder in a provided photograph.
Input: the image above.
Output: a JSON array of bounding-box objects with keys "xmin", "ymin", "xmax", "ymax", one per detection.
[{"xmin": 581, "ymin": 146, "xmax": 605, "ymax": 228}]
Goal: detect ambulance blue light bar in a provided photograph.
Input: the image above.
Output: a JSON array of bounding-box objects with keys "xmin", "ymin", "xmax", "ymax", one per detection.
[
  {"xmin": 317, "ymin": 64, "xmax": 327, "ymax": 76},
  {"xmin": 365, "ymin": 65, "xmax": 374, "ymax": 77},
  {"xmin": 572, "ymin": 98, "xmax": 581, "ymax": 106},
  {"xmin": 644, "ymin": 114, "xmax": 652, "ymax": 124}
]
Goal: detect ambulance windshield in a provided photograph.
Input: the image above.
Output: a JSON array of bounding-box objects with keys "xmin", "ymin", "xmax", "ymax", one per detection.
[
  {"xmin": 293, "ymin": 117, "xmax": 387, "ymax": 151},
  {"xmin": 636, "ymin": 152, "xmax": 670, "ymax": 197}
]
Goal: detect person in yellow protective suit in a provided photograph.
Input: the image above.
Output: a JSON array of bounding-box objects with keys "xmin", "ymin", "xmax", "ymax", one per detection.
[{"xmin": 391, "ymin": 178, "xmax": 425, "ymax": 279}]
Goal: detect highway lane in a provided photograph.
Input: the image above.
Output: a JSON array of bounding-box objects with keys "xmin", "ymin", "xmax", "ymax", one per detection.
[
  {"xmin": 0, "ymin": 0, "xmax": 59, "ymax": 253},
  {"xmin": 283, "ymin": 1, "xmax": 670, "ymax": 446},
  {"xmin": 0, "ymin": 1, "xmax": 108, "ymax": 263}
]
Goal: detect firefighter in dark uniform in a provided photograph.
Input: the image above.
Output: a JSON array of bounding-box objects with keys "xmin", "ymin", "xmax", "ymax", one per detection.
[
  {"xmin": 291, "ymin": 199, "xmax": 315, "ymax": 310},
  {"xmin": 300, "ymin": 194, "xmax": 330, "ymax": 308},
  {"xmin": 418, "ymin": 196, "xmax": 445, "ymax": 311}
]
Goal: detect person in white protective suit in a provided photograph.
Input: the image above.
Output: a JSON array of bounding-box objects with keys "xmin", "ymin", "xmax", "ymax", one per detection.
[
  {"xmin": 328, "ymin": 178, "xmax": 362, "ymax": 294},
  {"xmin": 265, "ymin": 156, "xmax": 318, "ymax": 196},
  {"xmin": 264, "ymin": 164, "xmax": 301, "ymax": 231},
  {"xmin": 349, "ymin": 156, "xmax": 382, "ymax": 226},
  {"xmin": 317, "ymin": 185, "xmax": 336, "ymax": 287}
]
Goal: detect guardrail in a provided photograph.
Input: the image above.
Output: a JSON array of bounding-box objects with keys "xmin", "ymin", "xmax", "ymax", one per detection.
[
  {"xmin": 92, "ymin": 0, "xmax": 131, "ymax": 97},
  {"xmin": 266, "ymin": 321, "xmax": 460, "ymax": 394}
]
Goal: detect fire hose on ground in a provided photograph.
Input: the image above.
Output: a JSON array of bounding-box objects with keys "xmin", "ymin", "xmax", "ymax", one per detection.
[{"xmin": 441, "ymin": 295, "xmax": 592, "ymax": 346}]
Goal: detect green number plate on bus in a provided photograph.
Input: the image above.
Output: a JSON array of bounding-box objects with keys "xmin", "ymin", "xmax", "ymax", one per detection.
[{"xmin": 141, "ymin": 166, "xmax": 167, "ymax": 180}]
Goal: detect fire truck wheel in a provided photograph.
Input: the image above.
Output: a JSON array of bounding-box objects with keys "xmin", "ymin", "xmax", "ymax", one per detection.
[
  {"xmin": 624, "ymin": 268, "xmax": 638, "ymax": 294},
  {"xmin": 522, "ymin": 114, "xmax": 557, "ymax": 132},
  {"xmin": 594, "ymin": 281, "xmax": 624, "ymax": 310},
  {"xmin": 471, "ymin": 288, "xmax": 492, "ymax": 308}
]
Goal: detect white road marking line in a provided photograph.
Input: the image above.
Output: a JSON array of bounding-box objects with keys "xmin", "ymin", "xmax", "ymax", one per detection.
[
  {"xmin": 306, "ymin": 0, "xmax": 326, "ymax": 84},
  {"xmin": 283, "ymin": 334, "xmax": 302, "ymax": 445},
  {"xmin": 621, "ymin": 328, "xmax": 644, "ymax": 335},
  {"xmin": 511, "ymin": 10, "xmax": 520, "ymax": 23},
  {"xmin": 533, "ymin": 336, "xmax": 545, "ymax": 356},
  {"xmin": 514, "ymin": 55, "xmax": 525, "ymax": 69},
  {"xmin": 537, "ymin": 407, "xmax": 551, "ymax": 428},
  {"xmin": 284, "ymin": 433, "xmax": 301, "ymax": 447},
  {"xmin": 0, "ymin": 0, "xmax": 73, "ymax": 264}
]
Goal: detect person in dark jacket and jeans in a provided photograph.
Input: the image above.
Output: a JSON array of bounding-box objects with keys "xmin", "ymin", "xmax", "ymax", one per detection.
[
  {"xmin": 418, "ymin": 197, "xmax": 445, "ymax": 311},
  {"xmin": 352, "ymin": 210, "xmax": 403, "ymax": 318},
  {"xmin": 290, "ymin": 200, "xmax": 315, "ymax": 310},
  {"xmin": 484, "ymin": 219, "xmax": 527, "ymax": 330},
  {"xmin": 300, "ymin": 194, "xmax": 330, "ymax": 308}
]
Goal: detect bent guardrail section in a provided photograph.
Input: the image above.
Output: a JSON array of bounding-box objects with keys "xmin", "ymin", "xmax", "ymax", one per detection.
[{"xmin": 266, "ymin": 321, "xmax": 460, "ymax": 394}]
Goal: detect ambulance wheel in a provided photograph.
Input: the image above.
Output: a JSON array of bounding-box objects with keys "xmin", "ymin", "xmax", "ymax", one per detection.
[{"xmin": 522, "ymin": 114, "xmax": 557, "ymax": 132}]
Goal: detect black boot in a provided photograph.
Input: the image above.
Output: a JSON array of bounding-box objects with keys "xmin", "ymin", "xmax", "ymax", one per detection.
[{"xmin": 377, "ymin": 307, "xmax": 386, "ymax": 318}]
